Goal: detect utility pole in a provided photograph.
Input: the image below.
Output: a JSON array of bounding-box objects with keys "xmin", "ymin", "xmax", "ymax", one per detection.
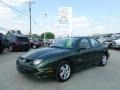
[
  {"xmin": 25, "ymin": 1, "xmax": 35, "ymax": 37},
  {"xmin": 43, "ymin": 13, "xmax": 48, "ymax": 47}
]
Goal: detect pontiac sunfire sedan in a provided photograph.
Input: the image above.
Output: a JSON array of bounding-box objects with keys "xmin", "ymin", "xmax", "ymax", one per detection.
[{"xmin": 16, "ymin": 37, "xmax": 109, "ymax": 82}]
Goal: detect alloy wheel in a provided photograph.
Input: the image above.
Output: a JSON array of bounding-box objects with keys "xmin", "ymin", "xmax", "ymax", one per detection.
[
  {"xmin": 59, "ymin": 64, "xmax": 71, "ymax": 80},
  {"xmin": 102, "ymin": 55, "xmax": 107, "ymax": 65}
]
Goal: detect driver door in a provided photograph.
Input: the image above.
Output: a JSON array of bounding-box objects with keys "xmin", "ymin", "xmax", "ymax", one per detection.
[{"xmin": 75, "ymin": 38, "xmax": 93, "ymax": 68}]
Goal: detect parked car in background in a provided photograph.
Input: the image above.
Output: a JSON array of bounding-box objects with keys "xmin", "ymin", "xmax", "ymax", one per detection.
[
  {"xmin": 111, "ymin": 36, "xmax": 120, "ymax": 49},
  {"xmin": 6, "ymin": 33, "xmax": 30, "ymax": 52},
  {"xmin": 98, "ymin": 34, "xmax": 113, "ymax": 48},
  {"xmin": 0, "ymin": 33, "xmax": 6, "ymax": 53},
  {"xmin": 16, "ymin": 37, "xmax": 109, "ymax": 82},
  {"xmin": 92, "ymin": 34, "xmax": 100, "ymax": 40},
  {"xmin": 30, "ymin": 39, "xmax": 43, "ymax": 48},
  {"xmin": 112, "ymin": 33, "xmax": 120, "ymax": 39},
  {"xmin": 44, "ymin": 39, "xmax": 53, "ymax": 47}
]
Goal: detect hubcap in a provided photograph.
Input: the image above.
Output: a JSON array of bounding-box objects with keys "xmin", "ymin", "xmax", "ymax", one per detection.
[
  {"xmin": 33, "ymin": 45, "xmax": 36, "ymax": 49},
  {"xmin": 102, "ymin": 55, "xmax": 107, "ymax": 65},
  {"xmin": 60, "ymin": 64, "xmax": 71, "ymax": 80}
]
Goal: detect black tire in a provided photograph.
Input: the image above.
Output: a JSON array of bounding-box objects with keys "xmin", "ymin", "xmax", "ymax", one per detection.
[
  {"xmin": 108, "ymin": 43, "xmax": 112, "ymax": 49},
  {"xmin": 0, "ymin": 45, "xmax": 4, "ymax": 54},
  {"xmin": 31, "ymin": 43, "xmax": 33, "ymax": 48},
  {"xmin": 25, "ymin": 48, "xmax": 30, "ymax": 52},
  {"xmin": 98, "ymin": 54, "xmax": 107, "ymax": 66},
  {"xmin": 9, "ymin": 45, "xmax": 14, "ymax": 52},
  {"xmin": 55, "ymin": 61, "xmax": 72, "ymax": 82}
]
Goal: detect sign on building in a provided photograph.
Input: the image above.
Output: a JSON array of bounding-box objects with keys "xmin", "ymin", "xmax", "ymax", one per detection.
[{"xmin": 58, "ymin": 7, "xmax": 73, "ymax": 36}]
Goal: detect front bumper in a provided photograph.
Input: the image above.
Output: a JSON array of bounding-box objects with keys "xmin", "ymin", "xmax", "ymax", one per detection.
[
  {"xmin": 16, "ymin": 60, "xmax": 54, "ymax": 78},
  {"xmin": 13, "ymin": 44, "xmax": 30, "ymax": 51}
]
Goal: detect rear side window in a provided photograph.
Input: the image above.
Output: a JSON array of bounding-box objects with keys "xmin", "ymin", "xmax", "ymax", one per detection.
[
  {"xmin": 79, "ymin": 38, "xmax": 91, "ymax": 49},
  {"xmin": 17, "ymin": 37, "xmax": 29, "ymax": 42},
  {"xmin": 89, "ymin": 38, "xmax": 100, "ymax": 48}
]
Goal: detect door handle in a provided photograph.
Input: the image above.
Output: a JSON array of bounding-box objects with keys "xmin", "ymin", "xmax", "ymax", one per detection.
[{"xmin": 77, "ymin": 59, "xmax": 83, "ymax": 62}]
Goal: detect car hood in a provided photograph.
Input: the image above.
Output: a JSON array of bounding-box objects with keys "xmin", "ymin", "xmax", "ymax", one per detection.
[{"xmin": 21, "ymin": 47, "xmax": 72, "ymax": 61}]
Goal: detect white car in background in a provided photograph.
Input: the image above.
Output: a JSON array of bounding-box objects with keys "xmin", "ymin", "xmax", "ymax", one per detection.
[
  {"xmin": 98, "ymin": 34, "xmax": 113, "ymax": 48},
  {"xmin": 112, "ymin": 37, "xmax": 120, "ymax": 49}
]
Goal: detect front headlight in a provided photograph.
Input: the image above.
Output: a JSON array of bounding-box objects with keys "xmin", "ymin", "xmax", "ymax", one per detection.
[{"xmin": 33, "ymin": 59, "xmax": 43, "ymax": 65}]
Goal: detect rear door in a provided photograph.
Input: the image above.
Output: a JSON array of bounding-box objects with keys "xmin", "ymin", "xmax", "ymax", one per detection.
[{"xmin": 89, "ymin": 38, "xmax": 103, "ymax": 63}]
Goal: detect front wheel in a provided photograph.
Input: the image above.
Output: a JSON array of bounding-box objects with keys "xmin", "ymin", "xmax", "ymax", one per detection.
[
  {"xmin": 98, "ymin": 55, "xmax": 107, "ymax": 66},
  {"xmin": 55, "ymin": 61, "xmax": 72, "ymax": 82}
]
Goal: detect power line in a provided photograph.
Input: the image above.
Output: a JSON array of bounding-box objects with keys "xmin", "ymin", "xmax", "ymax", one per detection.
[
  {"xmin": 0, "ymin": 29, "xmax": 8, "ymax": 31},
  {"xmin": 0, "ymin": 27, "xmax": 15, "ymax": 31},
  {"xmin": 0, "ymin": 27, "xmax": 9, "ymax": 32},
  {"xmin": 0, "ymin": 0, "xmax": 40, "ymax": 34},
  {"xmin": 0, "ymin": 0, "xmax": 30, "ymax": 17},
  {"xmin": 0, "ymin": 0, "xmax": 37, "ymax": 24}
]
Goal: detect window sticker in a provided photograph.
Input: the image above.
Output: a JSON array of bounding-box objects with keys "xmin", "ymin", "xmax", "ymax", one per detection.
[{"xmin": 65, "ymin": 38, "xmax": 72, "ymax": 48}]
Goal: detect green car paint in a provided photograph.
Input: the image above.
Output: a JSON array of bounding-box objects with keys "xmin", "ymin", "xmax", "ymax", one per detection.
[{"xmin": 16, "ymin": 37, "xmax": 109, "ymax": 78}]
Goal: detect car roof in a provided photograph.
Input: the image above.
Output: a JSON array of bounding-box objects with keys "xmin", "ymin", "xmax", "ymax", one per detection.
[
  {"xmin": 12, "ymin": 33, "xmax": 27, "ymax": 38},
  {"xmin": 70, "ymin": 36, "xmax": 93, "ymax": 39}
]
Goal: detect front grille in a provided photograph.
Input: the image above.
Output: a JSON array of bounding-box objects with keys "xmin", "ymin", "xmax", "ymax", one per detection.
[
  {"xmin": 18, "ymin": 65, "xmax": 38, "ymax": 75},
  {"xmin": 17, "ymin": 59, "xmax": 38, "ymax": 75}
]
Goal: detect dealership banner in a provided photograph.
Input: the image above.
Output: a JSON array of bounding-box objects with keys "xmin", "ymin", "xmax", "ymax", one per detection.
[{"xmin": 58, "ymin": 7, "xmax": 73, "ymax": 36}]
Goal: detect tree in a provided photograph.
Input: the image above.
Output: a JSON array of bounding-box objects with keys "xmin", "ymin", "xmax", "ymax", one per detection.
[
  {"xmin": 32, "ymin": 34, "xmax": 40, "ymax": 40},
  {"xmin": 40, "ymin": 32, "xmax": 55, "ymax": 39}
]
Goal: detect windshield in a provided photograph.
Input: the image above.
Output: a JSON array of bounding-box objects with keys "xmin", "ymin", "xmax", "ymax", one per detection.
[
  {"xmin": 100, "ymin": 35, "xmax": 112, "ymax": 38},
  {"xmin": 50, "ymin": 38, "xmax": 78, "ymax": 49},
  {"xmin": 17, "ymin": 37, "xmax": 29, "ymax": 42},
  {"xmin": 112, "ymin": 34, "xmax": 120, "ymax": 40}
]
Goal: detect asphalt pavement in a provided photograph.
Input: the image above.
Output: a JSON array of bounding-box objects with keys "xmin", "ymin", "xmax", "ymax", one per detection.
[{"xmin": 0, "ymin": 49, "xmax": 120, "ymax": 90}]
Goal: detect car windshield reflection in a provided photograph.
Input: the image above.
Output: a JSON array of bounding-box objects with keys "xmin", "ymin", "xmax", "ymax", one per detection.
[{"xmin": 50, "ymin": 38, "xmax": 78, "ymax": 49}]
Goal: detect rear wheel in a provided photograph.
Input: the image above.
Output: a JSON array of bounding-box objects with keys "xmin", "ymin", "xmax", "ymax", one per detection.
[
  {"xmin": 9, "ymin": 45, "xmax": 14, "ymax": 52},
  {"xmin": 55, "ymin": 61, "xmax": 72, "ymax": 82},
  {"xmin": 98, "ymin": 55, "xmax": 107, "ymax": 66},
  {"xmin": 108, "ymin": 43, "xmax": 112, "ymax": 49},
  {"xmin": 33, "ymin": 45, "xmax": 37, "ymax": 49}
]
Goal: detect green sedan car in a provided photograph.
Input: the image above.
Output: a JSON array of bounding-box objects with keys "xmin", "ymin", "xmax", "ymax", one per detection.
[{"xmin": 16, "ymin": 37, "xmax": 109, "ymax": 82}]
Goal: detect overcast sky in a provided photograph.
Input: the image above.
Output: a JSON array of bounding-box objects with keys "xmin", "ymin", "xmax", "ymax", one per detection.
[{"xmin": 0, "ymin": 0, "xmax": 120, "ymax": 37}]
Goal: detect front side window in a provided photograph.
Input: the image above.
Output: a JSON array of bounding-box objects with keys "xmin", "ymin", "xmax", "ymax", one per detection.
[
  {"xmin": 79, "ymin": 38, "xmax": 91, "ymax": 49},
  {"xmin": 17, "ymin": 37, "xmax": 29, "ymax": 42}
]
